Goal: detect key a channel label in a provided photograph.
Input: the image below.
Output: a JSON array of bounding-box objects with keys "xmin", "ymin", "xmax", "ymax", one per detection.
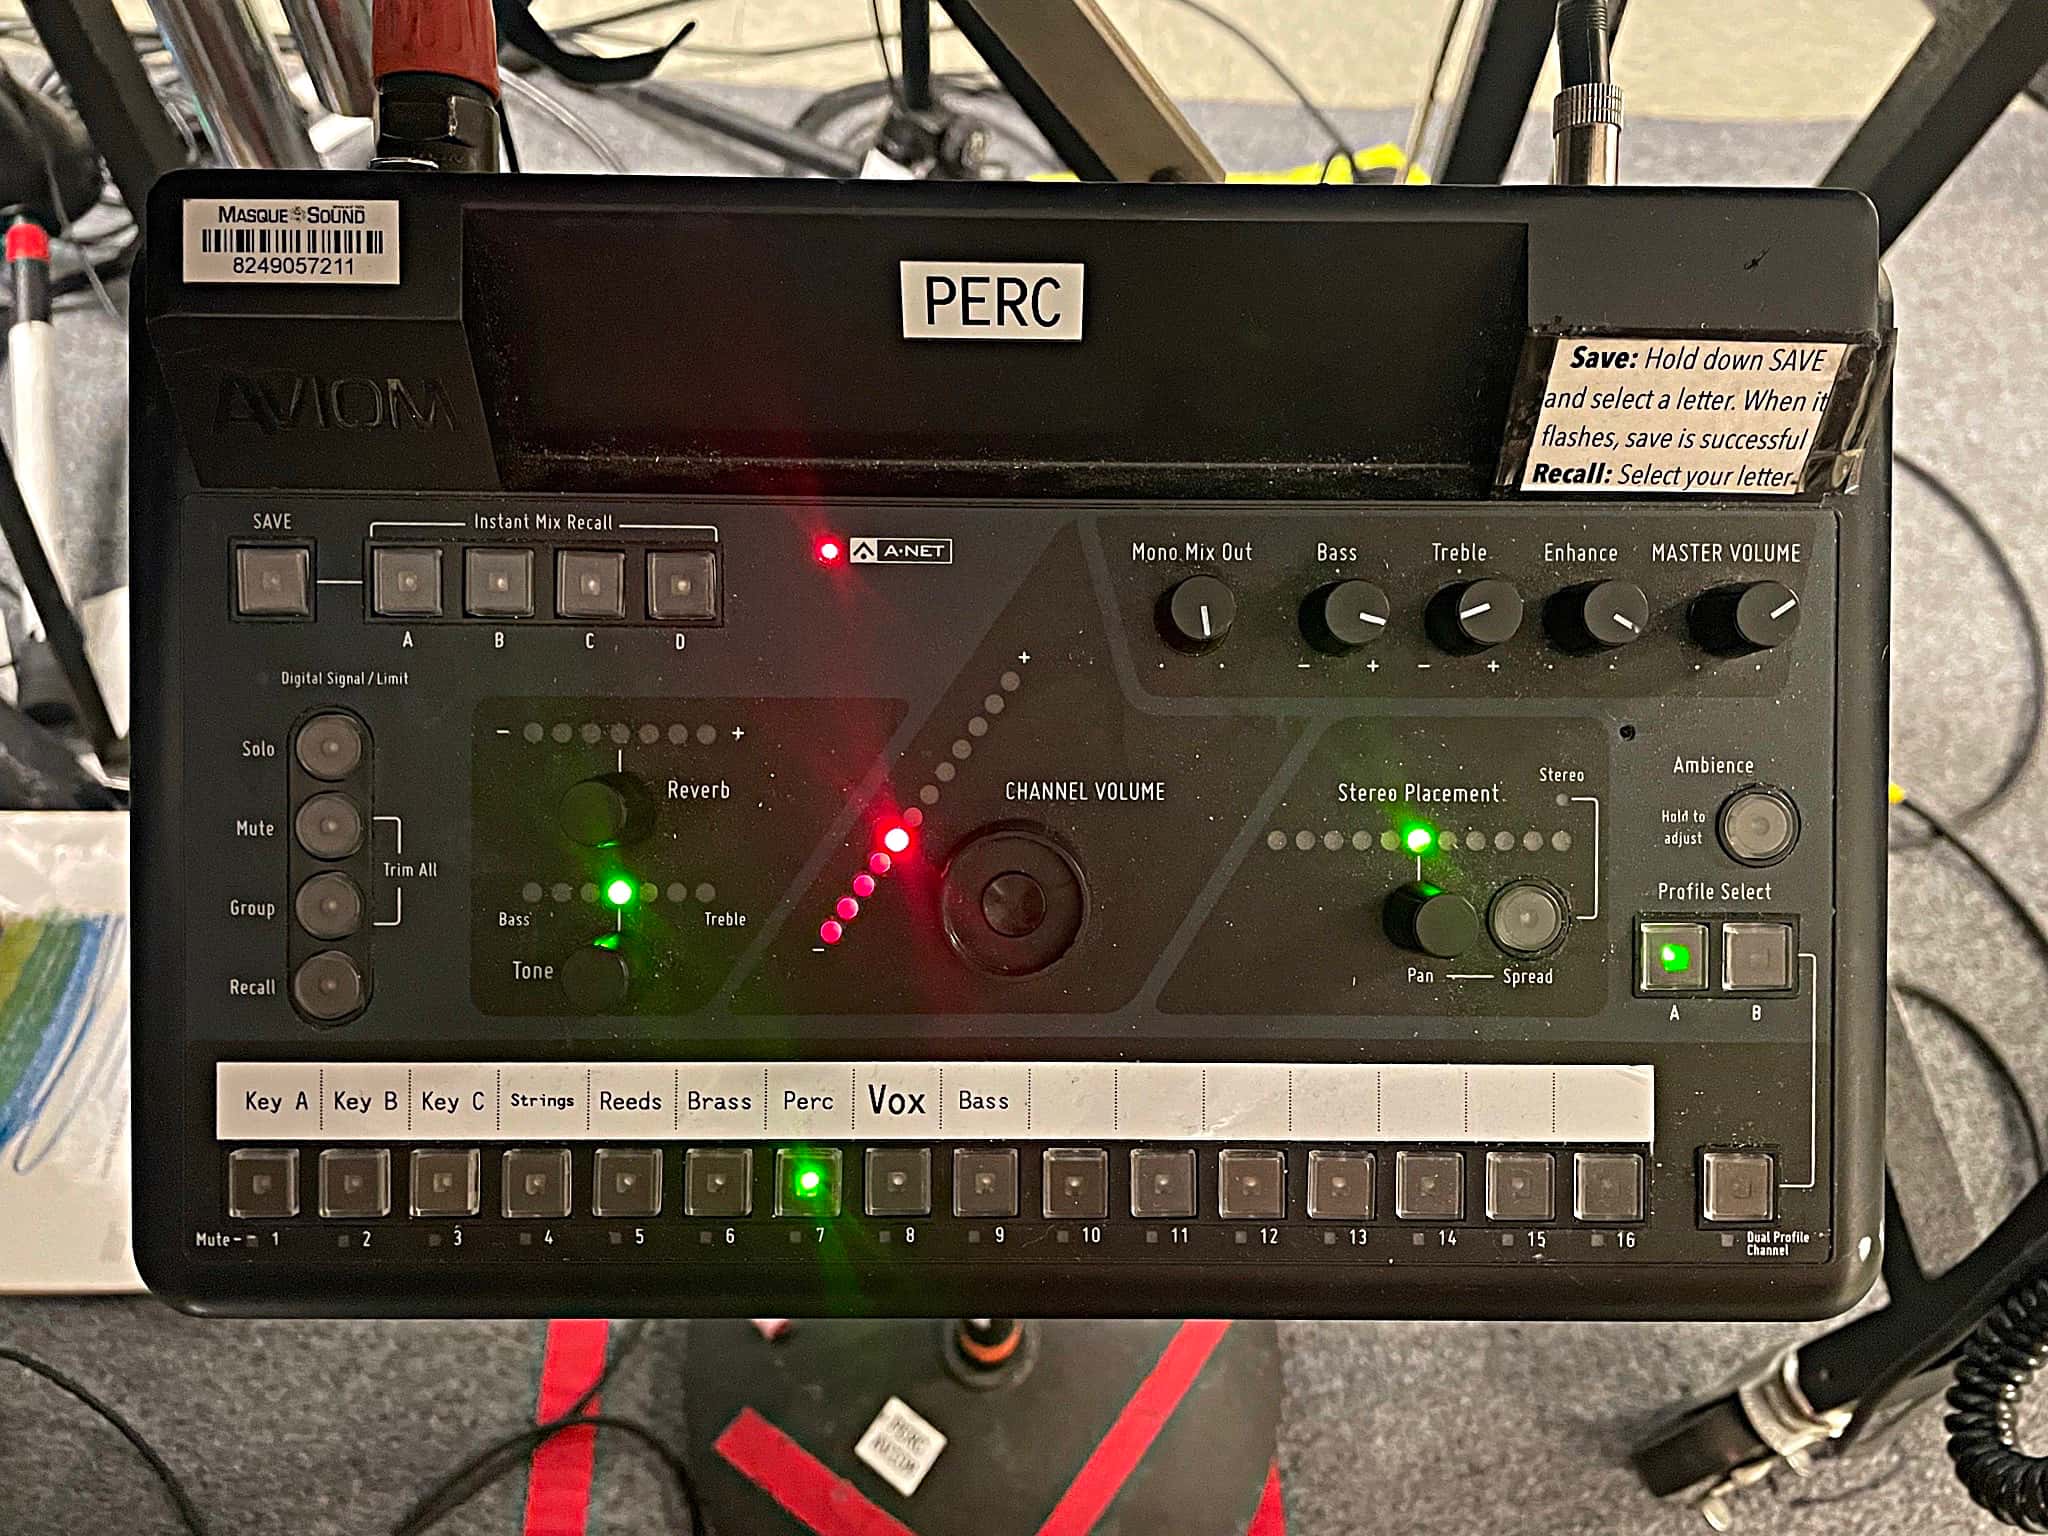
[{"xmin": 849, "ymin": 536, "xmax": 953, "ymax": 566}]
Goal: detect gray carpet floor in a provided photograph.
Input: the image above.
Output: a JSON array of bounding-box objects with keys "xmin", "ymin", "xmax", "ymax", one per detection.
[{"xmin": 4, "ymin": 75, "xmax": 2047, "ymax": 1536}]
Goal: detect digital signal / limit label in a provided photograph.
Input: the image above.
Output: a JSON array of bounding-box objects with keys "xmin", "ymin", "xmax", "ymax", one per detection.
[{"xmin": 1520, "ymin": 337, "xmax": 1849, "ymax": 497}]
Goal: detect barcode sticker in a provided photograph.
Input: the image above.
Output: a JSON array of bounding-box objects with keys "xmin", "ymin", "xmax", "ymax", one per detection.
[{"xmin": 182, "ymin": 199, "xmax": 399, "ymax": 285}]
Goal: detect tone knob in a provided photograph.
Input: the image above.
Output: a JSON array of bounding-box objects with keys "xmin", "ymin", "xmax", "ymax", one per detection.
[
  {"xmin": 1427, "ymin": 578, "xmax": 1523, "ymax": 654},
  {"xmin": 1301, "ymin": 580, "xmax": 1392, "ymax": 655},
  {"xmin": 1690, "ymin": 581, "xmax": 1800, "ymax": 655},
  {"xmin": 560, "ymin": 942, "xmax": 632, "ymax": 1011},
  {"xmin": 1383, "ymin": 881, "xmax": 1478, "ymax": 959},
  {"xmin": 1548, "ymin": 579, "xmax": 1649, "ymax": 652},
  {"xmin": 558, "ymin": 772, "xmax": 655, "ymax": 847},
  {"xmin": 1158, "ymin": 574, "xmax": 1236, "ymax": 652}
]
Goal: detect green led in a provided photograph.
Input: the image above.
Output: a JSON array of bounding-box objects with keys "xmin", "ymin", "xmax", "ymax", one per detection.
[
  {"xmin": 603, "ymin": 877, "xmax": 636, "ymax": 909},
  {"xmin": 776, "ymin": 1149, "xmax": 842, "ymax": 1217},
  {"xmin": 593, "ymin": 932, "xmax": 622, "ymax": 951},
  {"xmin": 1403, "ymin": 824, "xmax": 1436, "ymax": 854},
  {"xmin": 1659, "ymin": 942, "xmax": 1692, "ymax": 973},
  {"xmin": 797, "ymin": 1168, "xmax": 823, "ymax": 1195}
]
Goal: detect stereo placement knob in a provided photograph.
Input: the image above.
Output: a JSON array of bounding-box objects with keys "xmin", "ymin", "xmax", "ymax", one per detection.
[
  {"xmin": 560, "ymin": 942, "xmax": 632, "ymax": 1011},
  {"xmin": 1301, "ymin": 580, "xmax": 1392, "ymax": 655},
  {"xmin": 1690, "ymin": 580, "xmax": 1800, "ymax": 655},
  {"xmin": 1547, "ymin": 579, "xmax": 1650, "ymax": 653},
  {"xmin": 558, "ymin": 772, "xmax": 656, "ymax": 848},
  {"xmin": 1158, "ymin": 574, "xmax": 1236, "ymax": 652},
  {"xmin": 1383, "ymin": 882, "xmax": 1478, "ymax": 959},
  {"xmin": 1427, "ymin": 578, "xmax": 1523, "ymax": 654}
]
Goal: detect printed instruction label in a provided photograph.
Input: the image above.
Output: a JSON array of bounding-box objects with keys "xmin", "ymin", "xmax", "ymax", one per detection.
[
  {"xmin": 183, "ymin": 199, "xmax": 400, "ymax": 285},
  {"xmin": 1521, "ymin": 337, "xmax": 1848, "ymax": 496},
  {"xmin": 855, "ymin": 1396, "xmax": 948, "ymax": 1496}
]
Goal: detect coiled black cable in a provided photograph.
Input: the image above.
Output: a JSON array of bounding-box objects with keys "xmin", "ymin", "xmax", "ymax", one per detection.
[{"xmin": 1947, "ymin": 1274, "xmax": 2048, "ymax": 1530}]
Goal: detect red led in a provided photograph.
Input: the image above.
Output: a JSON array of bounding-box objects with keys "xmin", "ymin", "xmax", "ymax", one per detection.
[
  {"xmin": 882, "ymin": 825, "xmax": 911, "ymax": 855},
  {"xmin": 852, "ymin": 873, "xmax": 876, "ymax": 898},
  {"xmin": 815, "ymin": 536, "xmax": 844, "ymax": 565},
  {"xmin": 836, "ymin": 896, "xmax": 861, "ymax": 921},
  {"xmin": 868, "ymin": 852, "xmax": 892, "ymax": 876},
  {"xmin": 820, "ymin": 919, "xmax": 844, "ymax": 945},
  {"xmin": 902, "ymin": 808, "xmax": 925, "ymax": 830}
]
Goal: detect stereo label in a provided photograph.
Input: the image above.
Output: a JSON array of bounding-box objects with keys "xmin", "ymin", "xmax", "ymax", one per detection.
[{"xmin": 900, "ymin": 261, "xmax": 1084, "ymax": 341}]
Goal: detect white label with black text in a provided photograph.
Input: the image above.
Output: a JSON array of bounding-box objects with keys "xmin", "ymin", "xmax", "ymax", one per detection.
[
  {"xmin": 183, "ymin": 199, "xmax": 400, "ymax": 285},
  {"xmin": 900, "ymin": 261, "xmax": 1083, "ymax": 340},
  {"xmin": 1523, "ymin": 337, "xmax": 1847, "ymax": 496},
  {"xmin": 855, "ymin": 1396, "xmax": 948, "ymax": 1497}
]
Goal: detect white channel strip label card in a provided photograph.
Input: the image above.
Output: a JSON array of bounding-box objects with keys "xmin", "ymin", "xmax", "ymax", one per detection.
[
  {"xmin": 1522, "ymin": 337, "xmax": 1848, "ymax": 496},
  {"xmin": 217, "ymin": 1061, "xmax": 1654, "ymax": 1143},
  {"xmin": 182, "ymin": 199, "xmax": 400, "ymax": 285},
  {"xmin": 854, "ymin": 1396, "xmax": 947, "ymax": 1497}
]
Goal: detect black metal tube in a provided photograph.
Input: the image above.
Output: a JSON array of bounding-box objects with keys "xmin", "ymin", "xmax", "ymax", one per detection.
[
  {"xmin": 627, "ymin": 81, "xmax": 865, "ymax": 178},
  {"xmin": 1555, "ymin": 0, "xmax": 1611, "ymax": 87},
  {"xmin": 900, "ymin": 0, "xmax": 933, "ymax": 111},
  {"xmin": 0, "ymin": 434, "xmax": 119, "ymax": 766}
]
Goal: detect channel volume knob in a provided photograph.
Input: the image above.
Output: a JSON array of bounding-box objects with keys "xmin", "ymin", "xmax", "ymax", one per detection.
[
  {"xmin": 1427, "ymin": 578, "xmax": 1522, "ymax": 654},
  {"xmin": 1383, "ymin": 882, "xmax": 1478, "ymax": 959},
  {"xmin": 558, "ymin": 772, "xmax": 656, "ymax": 847},
  {"xmin": 1690, "ymin": 581, "xmax": 1800, "ymax": 655}
]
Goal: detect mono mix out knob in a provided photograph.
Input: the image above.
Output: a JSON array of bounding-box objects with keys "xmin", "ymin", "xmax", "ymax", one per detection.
[
  {"xmin": 1301, "ymin": 579, "xmax": 1393, "ymax": 655},
  {"xmin": 558, "ymin": 772, "xmax": 656, "ymax": 848},
  {"xmin": 1383, "ymin": 881, "xmax": 1478, "ymax": 959},
  {"xmin": 1158, "ymin": 574, "xmax": 1236, "ymax": 652},
  {"xmin": 1690, "ymin": 580, "xmax": 1801, "ymax": 655},
  {"xmin": 1426, "ymin": 578, "xmax": 1523, "ymax": 654},
  {"xmin": 1547, "ymin": 579, "xmax": 1650, "ymax": 653}
]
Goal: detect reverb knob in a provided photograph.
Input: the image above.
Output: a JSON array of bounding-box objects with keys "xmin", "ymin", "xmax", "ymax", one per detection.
[
  {"xmin": 1690, "ymin": 580, "xmax": 1800, "ymax": 655},
  {"xmin": 1158, "ymin": 574, "xmax": 1236, "ymax": 652},
  {"xmin": 1548, "ymin": 579, "xmax": 1649, "ymax": 652},
  {"xmin": 1383, "ymin": 882, "xmax": 1478, "ymax": 959},
  {"xmin": 1426, "ymin": 578, "xmax": 1523, "ymax": 654},
  {"xmin": 558, "ymin": 772, "xmax": 656, "ymax": 847},
  {"xmin": 1301, "ymin": 580, "xmax": 1392, "ymax": 655}
]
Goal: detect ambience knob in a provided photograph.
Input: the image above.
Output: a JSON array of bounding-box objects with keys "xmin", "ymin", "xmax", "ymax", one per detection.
[
  {"xmin": 1383, "ymin": 882, "xmax": 1478, "ymax": 959},
  {"xmin": 558, "ymin": 772, "xmax": 655, "ymax": 848},
  {"xmin": 560, "ymin": 943, "xmax": 632, "ymax": 1011},
  {"xmin": 1427, "ymin": 578, "xmax": 1523, "ymax": 654},
  {"xmin": 1158, "ymin": 574, "xmax": 1236, "ymax": 652},
  {"xmin": 1301, "ymin": 580, "xmax": 1392, "ymax": 654},
  {"xmin": 1690, "ymin": 581, "xmax": 1800, "ymax": 655},
  {"xmin": 1548, "ymin": 579, "xmax": 1649, "ymax": 652}
]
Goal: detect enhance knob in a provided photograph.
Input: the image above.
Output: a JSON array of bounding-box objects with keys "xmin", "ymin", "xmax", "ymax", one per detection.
[
  {"xmin": 1547, "ymin": 579, "xmax": 1649, "ymax": 652},
  {"xmin": 1427, "ymin": 578, "xmax": 1523, "ymax": 654},
  {"xmin": 1383, "ymin": 881, "xmax": 1479, "ymax": 959}
]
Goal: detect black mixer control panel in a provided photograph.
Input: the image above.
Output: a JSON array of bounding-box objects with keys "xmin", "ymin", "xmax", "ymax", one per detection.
[{"xmin": 132, "ymin": 173, "xmax": 1888, "ymax": 1319}]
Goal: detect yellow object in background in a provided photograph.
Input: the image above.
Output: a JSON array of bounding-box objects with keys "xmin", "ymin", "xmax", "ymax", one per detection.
[{"xmin": 1033, "ymin": 142, "xmax": 1426, "ymax": 184}]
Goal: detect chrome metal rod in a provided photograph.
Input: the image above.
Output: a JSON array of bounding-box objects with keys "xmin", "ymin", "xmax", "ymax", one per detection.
[
  {"xmin": 148, "ymin": 0, "xmax": 319, "ymax": 167},
  {"xmin": 280, "ymin": 0, "xmax": 375, "ymax": 118}
]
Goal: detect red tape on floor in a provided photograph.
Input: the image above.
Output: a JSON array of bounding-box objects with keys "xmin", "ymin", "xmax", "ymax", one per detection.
[
  {"xmin": 1031, "ymin": 1319, "xmax": 1232, "ymax": 1536},
  {"xmin": 522, "ymin": 1318, "xmax": 612, "ymax": 1536},
  {"xmin": 714, "ymin": 1320, "xmax": 1267, "ymax": 1536}
]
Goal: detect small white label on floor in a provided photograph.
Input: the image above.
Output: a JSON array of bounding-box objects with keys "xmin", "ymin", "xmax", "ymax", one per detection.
[
  {"xmin": 854, "ymin": 1395, "xmax": 947, "ymax": 1497},
  {"xmin": 183, "ymin": 199, "xmax": 400, "ymax": 285},
  {"xmin": 1522, "ymin": 336, "xmax": 1847, "ymax": 496}
]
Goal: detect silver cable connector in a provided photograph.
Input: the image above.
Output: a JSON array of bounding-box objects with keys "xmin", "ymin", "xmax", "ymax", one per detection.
[{"xmin": 1552, "ymin": 81, "xmax": 1624, "ymax": 186}]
